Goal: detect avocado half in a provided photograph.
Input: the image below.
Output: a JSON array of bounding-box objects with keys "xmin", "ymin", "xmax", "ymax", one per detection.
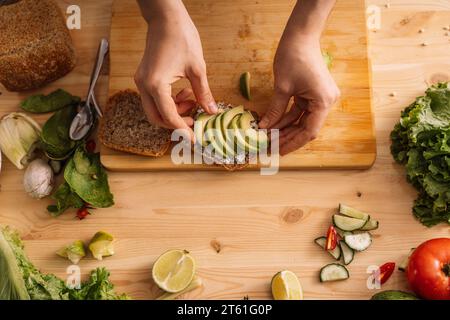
[{"xmin": 194, "ymin": 103, "xmax": 268, "ymax": 165}]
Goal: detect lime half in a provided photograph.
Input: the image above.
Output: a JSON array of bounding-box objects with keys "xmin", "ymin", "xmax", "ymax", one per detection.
[
  {"xmin": 271, "ymin": 270, "xmax": 304, "ymax": 300},
  {"xmin": 88, "ymin": 231, "xmax": 115, "ymax": 260},
  {"xmin": 56, "ymin": 240, "xmax": 86, "ymax": 264},
  {"xmin": 152, "ymin": 249, "xmax": 196, "ymax": 293}
]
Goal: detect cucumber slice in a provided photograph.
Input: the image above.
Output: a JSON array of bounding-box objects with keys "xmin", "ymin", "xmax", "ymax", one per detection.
[
  {"xmin": 339, "ymin": 241, "xmax": 354, "ymax": 265},
  {"xmin": 319, "ymin": 263, "xmax": 349, "ymax": 282},
  {"xmin": 314, "ymin": 237, "xmax": 341, "ymax": 260},
  {"xmin": 398, "ymin": 248, "xmax": 415, "ymax": 272},
  {"xmin": 344, "ymin": 232, "xmax": 372, "ymax": 251},
  {"xmin": 335, "ymin": 227, "xmax": 352, "ymax": 238},
  {"xmin": 333, "ymin": 214, "xmax": 368, "ymax": 231},
  {"xmin": 339, "ymin": 204, "xmax": 370, "ymax": 221},
  {"xmin": 360, "ymin": 219, "xmax": 379, "ymax": 231}
]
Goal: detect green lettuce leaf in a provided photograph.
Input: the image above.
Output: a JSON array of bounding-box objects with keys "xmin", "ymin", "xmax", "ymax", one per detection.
[
  {"xmin": 0, "ymin": 227, "xmax": 68, "ymax": 300},
  {"xmin": 68, "ymin": 268, "xmax": 130, "ymax": 300},
  {"xmin": 391, "ymin": 82, "xmax": 450, "ymax": 226},
  {"xmin": 0, "ymin": 226, "xmax": 129, "ymax": 300}
]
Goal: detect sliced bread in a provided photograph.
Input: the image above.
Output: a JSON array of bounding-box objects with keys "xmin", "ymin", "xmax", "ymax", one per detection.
[
  {"xmin": 0, "ymin": 0, "xmax": 76, "ymax": 91},
  {"xmin": 99, "ymin": 90, "xmax": 172, "ymax": 157}
]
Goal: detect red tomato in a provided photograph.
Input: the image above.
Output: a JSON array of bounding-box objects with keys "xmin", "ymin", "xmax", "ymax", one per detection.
[{"xmin": 407, "ymin": 238, "xmax": 450, "ymax": 300}]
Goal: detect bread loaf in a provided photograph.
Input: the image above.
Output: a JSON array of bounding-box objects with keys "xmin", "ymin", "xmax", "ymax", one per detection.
[{"xmin": 0, "ymin": 0, "xmax": 76, "ymax": 91}]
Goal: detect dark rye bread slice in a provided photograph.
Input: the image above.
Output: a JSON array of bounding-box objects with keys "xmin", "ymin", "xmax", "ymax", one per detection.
[
  {"xmin": 99, "ymin": 90, "xmax": 172, "ymax": 157},
  {"xmin": 0, "ymin": 0, "xmax": 76, "ymax": 91}
]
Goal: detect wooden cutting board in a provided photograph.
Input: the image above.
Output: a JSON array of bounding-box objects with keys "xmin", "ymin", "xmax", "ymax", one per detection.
[{"xmin": 102, "ymin": 0, "xmax": 376, "ymax": 171}]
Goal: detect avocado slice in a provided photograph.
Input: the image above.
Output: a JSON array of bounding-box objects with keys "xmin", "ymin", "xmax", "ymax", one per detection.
[
  {"xmin": 194, "ymin": 113, "xmax": 214, "ymax": 146},
  {"xmin": 204, "ymin": 113, "xmax": 227, "ymax": 159},
  {"xmin": 231, "ymin": 115, "xmax": 258, "ymax": 154},
  {"xmin": 222, "ymin": 106, "xmax": 245, "ymax": 154},
  {"xmin": 214, "ymin": 111, "xmax": 237, "ymax": 158},
  {"xmin": 238, "ymin": 112, "xmax": 268, "ymax": 151}
]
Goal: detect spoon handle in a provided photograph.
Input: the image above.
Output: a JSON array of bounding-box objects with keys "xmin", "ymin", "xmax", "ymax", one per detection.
[{"xmin": 86, "ymin": 38, "xmax": 109, "ymax": 117}]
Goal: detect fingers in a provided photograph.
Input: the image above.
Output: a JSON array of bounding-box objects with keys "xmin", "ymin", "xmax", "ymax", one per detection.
[
  {"xmin": 151, "ymin": 84, "xmax": 195, "ymax": 141},
  {"xmin": 272, "ymin": 97, "xmax": 307, "ymax": 130},
  {"xmin": 177, "ymin": 100, "xmax": 197, "ymax": 116},
  {"xmin": 174, "ymin": 88, "xmax": 197, "ymax": 116},
  {"xmin": 278, "ymin": 102, "xmax": 330, "ymax": 155},
  {"xmin": 174, "ymin": 88, "xmax": 193, "ymax": 103},
  {"xmin": 188, "ymin": 66, "xmax": 217, "ymax": 114},
  {"xmin": 139, "ymin": 91, "xmax": 169, "ymax": 129},
  {"xmin": 259, "ymin": 90, "xmax": 291, "ymax": 129}
]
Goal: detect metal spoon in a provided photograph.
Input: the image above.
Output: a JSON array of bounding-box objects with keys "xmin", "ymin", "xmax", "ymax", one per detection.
[{"xmin": 69, "ymin": 38, "xmax": 109, "ymax": 141}]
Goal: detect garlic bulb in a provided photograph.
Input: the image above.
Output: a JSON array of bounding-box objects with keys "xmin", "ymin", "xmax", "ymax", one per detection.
[
  {"xmin": 0, "ymin": 113, "xmax": 41, "ymax": 169},
  {"xmin": 23, "ymin": 159, "xmax": 54, "ymax": 199}
]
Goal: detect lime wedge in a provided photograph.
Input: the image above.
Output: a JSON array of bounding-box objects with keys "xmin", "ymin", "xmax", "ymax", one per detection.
[
  {"xmin": 271, "ymin": 270, "xmax": 304, "ymax": 300},
  {"xmin": 152, "ymin": 249, "xmax": 196, "ymax": 293},
  {"xmin": 88, "ymin": 231, "xmax": 114, "ymax": 260},
  {"xmin": 56, "ymin": 240, "xmax": 86, "ymax": 264},
  {"xmin": 239, "ymin": 72, "xmax": 251, "ymax": 100}
]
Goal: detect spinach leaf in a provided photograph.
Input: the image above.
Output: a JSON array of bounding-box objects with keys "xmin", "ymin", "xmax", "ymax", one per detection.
[
  {"xmin": 64, "ymin": 146, "xmax": 114, "ymax": 208},
  {"xmin": 47, "ymin": 182, "xmax": 85, "ymax": 217},
  {"xmin": 40, "ymin": 104, "xmax": 79, "ymax": 160},
  {"xmin": 20, "ymin": 89, "xmax": 80, "ymax": 113}
]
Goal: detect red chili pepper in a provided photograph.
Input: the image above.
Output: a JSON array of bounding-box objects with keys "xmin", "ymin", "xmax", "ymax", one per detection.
[
  {"xmin": 76, "ymin": 206, "xmax": 91, "ymax": 220},
  {"xmin": 379, "ymin": 262, "xmax": 396, "ymax": 285},
  {"xmin": 325, "ymin": 225, "xmax": 338, "ymax": 250},
  {"xmin": 86, "ymin": 140, "xmax": 96, "ymax": 153}
]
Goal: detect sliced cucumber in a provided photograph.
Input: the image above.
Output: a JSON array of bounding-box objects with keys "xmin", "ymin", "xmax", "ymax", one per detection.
[
  {"xmin": 335, "ymin": 227, "xmax": 352, "ymax": 238},
  {"xmin": 333, "ymin": 214, "xmax": 368, "ymax": 231},
  {"xmin": 314, "ymin": 237, "xmax": 341, "ymax": 260},
  {"xmin": 319, "ymin": 263, "xmax": 349, "ymax": 282},
  {"xmin": 344, "ymin": 232, "xmax": 372, "ymax": 252},
  {"xmin": 360, "ymin": 219, "xmax": 379, "ymax": 231},
  {"xmin": 398, "ymin": 248, "xmax": 415, "ymax": 272},
  {"xmin": 339, "ymin": 204, "xmax": 370, "ymax": 221},
  {"xmin": 339, "ymin": 241, "xmax": 354, "ymax": 265}
]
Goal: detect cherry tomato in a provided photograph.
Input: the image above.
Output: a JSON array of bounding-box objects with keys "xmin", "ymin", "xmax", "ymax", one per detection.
[
  {"xmin": 407, "ymin": 238, "xmax": 450, "ymax": 300},
  {"xmin": 86, "ymin": 140, "xmax": 96, "ymax": 153},
  {"xmin": 76, "ymin": 207, "xmax": 90, "ymax": 220}
]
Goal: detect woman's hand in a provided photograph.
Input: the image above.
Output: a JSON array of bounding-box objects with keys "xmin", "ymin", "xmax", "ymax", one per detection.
[
  {"xmin": 135, "ymin": 0, "xmax": 217, "ymax": 140},
  {"xmin": 259, "ymin": 0, "xmax": 339, "ymax": 155}
]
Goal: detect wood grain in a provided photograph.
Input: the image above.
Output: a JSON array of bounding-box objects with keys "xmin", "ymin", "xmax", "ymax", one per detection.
[
  {"xmin": 102, "ymin": 0, "xmax": 376, "ymax": 171},
  {"xmin": 0, "ymin": 0, "xmax": 449, "ymax": 300}
]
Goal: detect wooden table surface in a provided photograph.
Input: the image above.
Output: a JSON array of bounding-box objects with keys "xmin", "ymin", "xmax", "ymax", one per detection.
[{"xmin": 0, "ymin": 0, "xmax": 449, "ymax": 300}]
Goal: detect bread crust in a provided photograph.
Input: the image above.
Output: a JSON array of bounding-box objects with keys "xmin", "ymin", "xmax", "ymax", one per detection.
[
  {"xmin": 0, "ymin": 0, "xmax": 76, "ymax": 91},
  {"xmin": 98, "ymin": 90, "xmax": 172, "ymax": 157}
]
